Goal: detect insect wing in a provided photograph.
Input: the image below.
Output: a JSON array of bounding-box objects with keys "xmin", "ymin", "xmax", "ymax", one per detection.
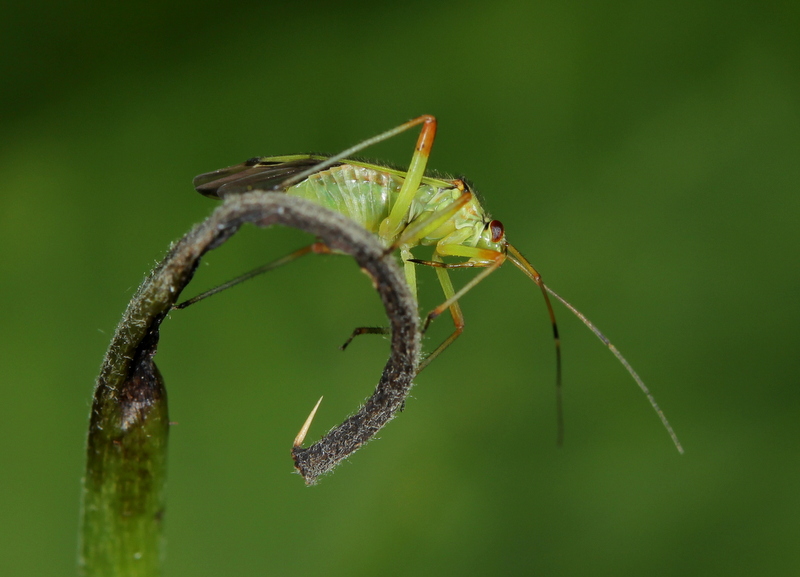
[
  {"xmin": 194, "ymin": 162, "xmax": 265, "ymax": 198},
  {"xmin": 194, "ymin": 156, "xmax": 329, "ymax": 198}
]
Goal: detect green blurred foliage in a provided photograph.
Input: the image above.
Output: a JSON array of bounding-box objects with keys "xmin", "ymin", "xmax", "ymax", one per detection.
[{"xmin": 1, "ymin": 0, "xmax": 798, "ymax": 575}]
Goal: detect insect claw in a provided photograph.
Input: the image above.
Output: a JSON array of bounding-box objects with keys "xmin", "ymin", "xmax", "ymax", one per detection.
[{"xmin": 293, "ymin": 396, "xmax": 323, "ymax": 448}]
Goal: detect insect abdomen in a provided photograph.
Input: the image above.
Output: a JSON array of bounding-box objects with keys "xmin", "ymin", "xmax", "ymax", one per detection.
[{"xmin": 286, "ymin": 164, "xmax": 404, "ymax": 234}]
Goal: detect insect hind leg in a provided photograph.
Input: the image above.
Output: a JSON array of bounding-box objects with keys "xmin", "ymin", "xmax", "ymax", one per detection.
[{"xmin": 173, "ymin": 243, "xmax": 325, "ymax": 309}]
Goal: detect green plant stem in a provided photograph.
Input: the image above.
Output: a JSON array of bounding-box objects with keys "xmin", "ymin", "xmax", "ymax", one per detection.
[{"xmin": 80, "ymin": 340, "xmax": 169, "ymax": 576}]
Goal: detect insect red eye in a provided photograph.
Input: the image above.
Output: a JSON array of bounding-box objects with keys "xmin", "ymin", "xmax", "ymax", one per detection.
[{"xmin": 489, "ymin": 220, "xmax": 505, "ymax": 242}]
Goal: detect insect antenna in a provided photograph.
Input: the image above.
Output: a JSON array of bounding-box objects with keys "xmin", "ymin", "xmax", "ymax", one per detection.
[
  {"xmin": 505, "ymin": 244, "xmax": 564, "ymax": 445},
  {"xmin": 506, "ymin": 243, "xmax": 684, "ymax": 454}
]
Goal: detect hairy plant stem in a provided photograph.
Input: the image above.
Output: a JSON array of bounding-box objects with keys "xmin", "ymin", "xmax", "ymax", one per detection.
[{"xmin": 79, "ymin": 192, "xmax": 420, "ymax": 576}]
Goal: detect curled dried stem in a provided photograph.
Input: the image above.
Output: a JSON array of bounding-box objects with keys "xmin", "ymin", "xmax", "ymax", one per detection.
[{"xmin": 81, "ymin": 192, "xmax": 420, "ymax": 574}]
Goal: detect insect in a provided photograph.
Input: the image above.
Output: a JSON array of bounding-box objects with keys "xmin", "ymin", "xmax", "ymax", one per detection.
[{"xmin": 190, "ymin": 115, "xmax": 682, "ymax": 453}]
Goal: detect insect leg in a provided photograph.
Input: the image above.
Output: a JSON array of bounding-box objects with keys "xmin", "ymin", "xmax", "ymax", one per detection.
[
  {"xmin": 416, "ymin": 246, "xmax": 505, "ymax": 371},
  {"xmin": 357, "ymin": 191, "xmax": 470, "ymax": 362},
  {"xmin": 390, "ymin": 191, "xmax": 473, "ymax": 252},
  {"xmin": 380, "ymin": 116, "xmax": 437, "ymax": 241},
  {"xmin": 173, "ymin": 243, "xmax": 325, "ymax": 309},
  {"xmin": 401, "ymin": 246, "xmax": 418, "ymax": 301},
  {"xmin": 339, "ymin": 327, "xmax": 391, "ymax": 350},
  {"xmin": 415, "ymin": 251, "xmax": 465, "ymax": 371},
  {"xmin": 422, "ymin": 246, "xmax": 505, "ymax": 331},
  {"xmin": 279, "ymin": 115, "xmax": 437, "ymax": 206},
  {"xmin": 340, "ymin": 245, "xmax": 418, "ymax": 350}
]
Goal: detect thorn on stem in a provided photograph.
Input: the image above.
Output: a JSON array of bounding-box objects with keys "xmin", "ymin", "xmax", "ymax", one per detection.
[{"xmin": 293, "ymin": 396, "xmax": 323, "ymax": 448}]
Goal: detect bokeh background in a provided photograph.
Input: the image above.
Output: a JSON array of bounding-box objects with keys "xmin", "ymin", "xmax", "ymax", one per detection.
[{"xmin": 2, "ymin": 1, "xmax": 798, "ymax": 575}]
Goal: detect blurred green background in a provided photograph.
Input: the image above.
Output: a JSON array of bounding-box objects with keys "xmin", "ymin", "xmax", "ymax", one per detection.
[{"xmin": 2, "ymin": 0, "xmax": 798, "ymax": 575}]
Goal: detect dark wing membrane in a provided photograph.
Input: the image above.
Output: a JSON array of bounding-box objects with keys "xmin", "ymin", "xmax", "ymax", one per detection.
[{"xmin": 193, "ymin": 156, "xmax": 332, "ymax": 199}]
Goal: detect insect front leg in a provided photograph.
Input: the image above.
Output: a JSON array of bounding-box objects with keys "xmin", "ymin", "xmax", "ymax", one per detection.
[
  {"xmin": 409, "ymin": 245, "xmax": 505, "ymax": 370},
  {"xmin": 425, "ymin": 245, "xmax": 505, "ymax": 325},
  {"xmin": 416, "ymin": 250, "xmax": 466, "ymax": 371},
  {"xmin": 343, "ymin": 242, "xmax": 501, "ymax": 371}
]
